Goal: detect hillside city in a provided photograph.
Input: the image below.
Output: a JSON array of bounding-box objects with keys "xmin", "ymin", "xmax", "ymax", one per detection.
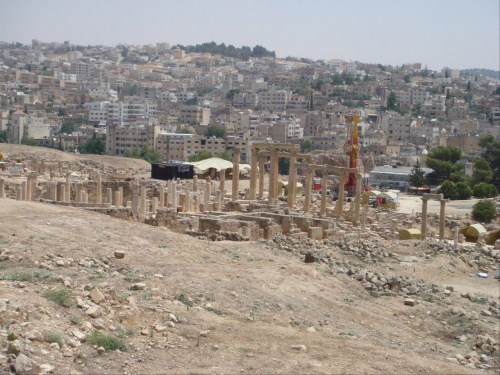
[
  {"xmin": 1, "ymin": 40, "xmax": 499, "ymax": 186},
  {"xmin": 1, "ymin": 39, "xmax": 500, "ymax": 375}
]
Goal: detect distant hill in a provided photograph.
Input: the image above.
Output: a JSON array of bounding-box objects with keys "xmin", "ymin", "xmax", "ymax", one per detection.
[
  {"xmin": 460, "ymin": 68, "xmax": 499, "ymax": 80},
  {"xmin": 175, "ymin": 42, "xmax": 275, "ymax": 61}
]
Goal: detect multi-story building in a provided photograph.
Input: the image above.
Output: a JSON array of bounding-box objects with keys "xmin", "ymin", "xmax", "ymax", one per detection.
[
  {"xmin": 258, "ymin": 90, "xmax": 291, "ymax": 111},
  {"xmin": 106, "ymin": 122, "xmax": 160, "ymax": 156}
]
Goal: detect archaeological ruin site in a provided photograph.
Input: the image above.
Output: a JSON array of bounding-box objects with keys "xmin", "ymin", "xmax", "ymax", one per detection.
[{"xmin": 0, "ymin": 143, "xmax": 499, "ymax": 374}]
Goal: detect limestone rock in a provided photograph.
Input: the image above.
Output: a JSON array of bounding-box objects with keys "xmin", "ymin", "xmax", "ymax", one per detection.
[
  {"xmin": 15, "ymin": 353, "xmax": 40, "ymax": 375},
  {"xmin": 291, "ymin": 345, "xmax": 307, "ymax": 352},
  {"xmin": 404, "ymin": 298, "xmax": 416, "ymax": 306},
  {"xmin": 114, "ymin": 251, "xmax": 125, "ymax": 259},
  {"xmin": 89, "ymin": 288, "xmax": 105, "ymax": 304},
  {"xmin": 86, "ymin": 305, "xmax": 100, "ymax": 318},
  {"xmin": 199, "ymin": 330, "xmax": 210, "ymax": 337},
  {"xmin": 131, "ymin": 283, "xmax": 146, "ymax": 290}
]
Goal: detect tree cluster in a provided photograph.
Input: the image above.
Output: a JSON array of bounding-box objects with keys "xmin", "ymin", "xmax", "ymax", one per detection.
[
  {"xmin": 176, "ymin": 42, "xmax": 275, "ymax": 61},
  {"xmin": 78, "ymin": 138, "xmax": 106, "ymax": 155},
  {"xmin": 123, "ymin": 145, "xmax": 162, "ymax": 164}
]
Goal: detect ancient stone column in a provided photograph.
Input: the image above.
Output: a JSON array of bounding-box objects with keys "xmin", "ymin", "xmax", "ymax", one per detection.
[
  {"xmin": 16, "ymin": 186, "xmax": 22, "ymax": 201},
  {"xmin": 96, "ymin": 175, "xmax": 102, "ymax": 204},
  {"xmin": 258, "ymin": 155, "xmax": 265, "ymax": 199},
  {"xmin": 439, "ymin": 199, "xmax": 448, "ymax": 241},
  {"xmin": 0, "ymin": 179, "xmax": 5, "ymax": 199},
  {"xmin": 304, "ymin": 168, "xmax": 313, "ymax": 214},
  {"xmin": 140, "ymin": 182, "xmax": 147, "ymax": 215},
  {"xmin": 166, "ymin": 180, "xmax": 173, "ymax": 206},
  {"xmin": 320, "ymin": 167, "xmax": 328, "ymax": 217},
  {"xmin": 31, "ymin": 174, "xmax": 38, "ymax": 201},
  {"xmin": 220, "ymin": 169, "xmax": 226, "ymax": 197},
  {"xmin": 420, "ymin": 197, "xmax": 429, "ymax": 241},
  {"xmin": 232, "ymin": 148, "xmax": 240, "ymax": 202},
  {"xmin": 26, "ymin": 176, "xmax": 32, "ymax": 201},
  {"xmin": 249, "ymin": 148, "xmax": 258, "ymax": 200},
  {"xmin": 75, "ymin": 183, "xmax": 82, "ymax": 203},
  {"xmin": 59, "ymin": 183, "xmax": 66, "ymax": 202},
  {"xmin": 287, "ymin": 150, "xmax": 297, "ymax": 208},
  {"xmin": 118, "ymin": 187, "xmax": 124, "ymax": 207},
  {"xmin": 132, "ymin": 184, "xmax": 139, "ymax": 217},
  {"xmin": 106, "ymin": 188, "xmax": 113, "ymax": 206},
  {"xmin": 354, "ymin": 173, "xmax": 362, "ymax": 225},
  {"xmin": 215, "ymin": 191, "xmax": 222, "ymax": 211},
  {"xmin": 268, "ymin": 149, "xmax": 277, "ymax": 203},
  {"xmin": 22, "ymin": 180, "xmax": 27, "ymax": 201},
  {"xmin": 50, "ymin": 172, "xmax": 55, "ymax": 182},
  {"xmin": 152, "ymin": 197, "xmax": 158, "ymax": 213},
  {"xmin": 192, "ymin": 175, "xmax": 198, "ymax": 192},
  {"xmin": 159, "ymin": 185, "xmax": 165, "ymax": 208},
  {"xmin": 82, "ymin": 190, "xmax": 88, "ymax": 203},
  {"xmin": 184, "ymin": 191, "xmax": 191, "ymax": 212},
  {"xmin": 193, "ymin": 194, "xmax": 199, "ymax": 212},
  {"xmin": 65, "ymin": 172, "xmax": 71, "ymax": 202},
  {"xmin": 113, "ymin": 190, "xmax": 121, "ymax": 207},
  {"xmin": 205, "ymin": 177, "xmax": 211, "ymax": 205},
  {"xmin": 49, "ymin": 182, "xmax": 57, "ymax": 201},
  {"xmin": 171, "ymin": 182, "xmax": 177, "ymax": 211},
  {"xmin": 454, "ymin": 226, "xmax": 459, "ymax": 248}
]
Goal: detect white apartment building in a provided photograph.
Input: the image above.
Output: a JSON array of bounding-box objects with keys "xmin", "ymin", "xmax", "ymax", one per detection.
[
  {"xmin": 70, "ymin": 61, "xmax": 92, "ymax": 77},
  {"xmin": 106, "ymin": 123, "xmax": 160, "ymax": 156},
  {"xmin": 258, "ymin": 90, "xmax": 292, "ymax": 111},
  {"xmin": 387, "ymin": 116, "xmax": 413, "ymax": 144}
]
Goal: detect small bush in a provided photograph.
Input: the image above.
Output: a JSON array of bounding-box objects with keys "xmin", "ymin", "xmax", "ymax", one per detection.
[
  {"xmin": 455, "ymin": 182, "xmax": 472, "ymax": 200},
  {"xmin": 88, "ymin": 330, "xmax": 126, "ymax": 351},
  {"xmin": 7, "ymin": 333, "xmax": 17, "ymax": 341},
  {"xmin": 472, "ymin": 200, "xmax": 496, "ymax": 222},
  {"xmin": 437, "ymin": 181, "xmax": 458, "ymax": 200},
  {"xmin": 176, "ymin": 294, "xmax": 193, "ymax": 307},
  {"xmin": 43, "ymin": 288, "xmax": 73, "ymax": 307},
  {"xmin": 116, "ymin": 326, "xmax": 136, "ymax": 338},
  {"xmin": 0, "ymin": 269, "xmax": 54, "ymax": 281},
  {"xmin": 207, "ymin": 307, "xmax": 222, "ymax": 315},
  {"xmin": 69, "ymin": 314, "xmax": 83, "ymax": 326},
  {"xmin": 43, "ymin": 330, "xmax": 64, "ymax": 346},
  {"xmin": 473, "ymin": 183, "xmax": 498, "ymax": 198}
]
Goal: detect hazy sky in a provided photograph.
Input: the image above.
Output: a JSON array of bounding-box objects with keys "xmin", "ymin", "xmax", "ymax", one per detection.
[{"xmin": 1, "ymin": 0, "xmax": 499, "ymax": 70}]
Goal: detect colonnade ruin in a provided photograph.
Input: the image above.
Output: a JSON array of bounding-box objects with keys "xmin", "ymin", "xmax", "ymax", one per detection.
[{"xmin": 0, "ymin": 149, "xmax": 457, "ymax": 244}]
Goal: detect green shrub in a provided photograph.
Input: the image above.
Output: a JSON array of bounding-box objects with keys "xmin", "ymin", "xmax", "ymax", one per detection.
[
  {"xmin": 42, "ymin": 288, "xmax": 73, "ymax": 307},
  {"xmin": 472, "ymin": 200, "xmax": 496, "ymax": 222},
  {"xmin": 69, "ymin": 314, "xmax": 83, "ymax": 326},
  {"xmin": 7, "ymin": 333, "xmax": 17, "ymax": 341},
  {"xmin": 43, "ymin": 330, "xmax": 64, "ymax": 346},
  {"xmin": 88, "ymin": 330, "xmax": 126, "ymax": 351},
  {"xmin": 473, "ymin": 183, "xmax": 498, "ymax": 198},
  {"xmin": 455, "ymin": 182, "xmax": 472, "ymax": 200},
  {"xmin": 437, "ymin": 180, "xmax": 458, "ymax": 200}
]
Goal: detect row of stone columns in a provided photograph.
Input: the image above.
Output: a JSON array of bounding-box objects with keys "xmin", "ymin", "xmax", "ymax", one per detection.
[{"xmin": 420, "ymin": 194, "xmax": 447, "ymax": 241}]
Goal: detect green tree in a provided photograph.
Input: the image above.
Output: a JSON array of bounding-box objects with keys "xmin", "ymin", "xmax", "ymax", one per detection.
[
  {"xmin": 176, "ymin": 125, "xmax": 193, "ymax": 134},
  {"xmin": 343, "ymin": 75, "xmax": 354, "ymax": 85},
  {"xmin": 437, "ymin": 180, "xmax": 458, "ymax": 200},
  {"xmin": 404, "ymin": 74, "xmax": 411, "ymax": 83},
  {"xmin": 472, "ymin": 200, "xmax": 496, "ymax": 222},
  {"xmin": 139, "ymin": 145, "xmax": 162, "ymax": 164},
  {"xmin": 57, "ymin": 108, "xmax": 66, "ymax": 117},
  {"xmin": 411, "ymin": 103, "xmax": 422, "ymax": 117},
  {"xmin": 472, "ymin": 156, "xmax": 493, "ymax": 184},
  {"xmin": 127, "ymin": 84, "xmax": 137, "ymax": 96},
  {"xmin": 477, "ymin": 134, "xmax": 500, "ymax": 189},
  {"xmin": 356, "ymin": 100, "xmax": 366, "ymax": 108},
  {"xmin": 226, "ymin": 89, "xmax": 240, "ymax": 99},
  {"xmin": 21, "ymin": 136, "xmax": 38, "ymax": 146},
  {"xmin": 386, "ymin": 91, "xmax": 397, "ymax": 110},
  {"xmin": 60, "ymin": 119, "xmax": 76, "ymax": 134},
  {"xmin": 185, "ymin": 97, "xmax": 198, "ymax": 105},
  {"xmin": 205, "ymin": 125, "xmax": 226, "ymax": 138},
  {"xmin": 466, "ymin": 80, "xmax": 471, "ymax": 91},
  {"xmin": 188, "ymin": 150, "xmax": 213, "ymax": 162},
  {"xmin": 455, "ymin": 182, "xmax": 472, "ymax": 200},
  {"xmin": 409, "ymin": 160, "xmax": 426, "ymax": 188},
  {"xmin": 78, "ymin": 138, "xmax": 106, "ymax": 154},
  {"xmin": 278, "ymin": 157, "xmax": 290, "ymax": 175},
  {"xmin": 0, "ymin": 130, "xmax": 9, "ymax": 143},
  {"xmin": 124, "ymin": 147, "xmax": 141, "ymax": 159},
  {"xmin": 215, "ymin": 152, "xmax": 233, "ymax": 161},
  {"xmin": 425, "ymin": 146, "xmax": 463, "ymax": 185},
  {"xmin": 473, "ymin": 183, "xmax": 498, "ymax": 198},
  {"xmin": 300, "ymin": 140, "xmax": 312, "ymax": 153}
]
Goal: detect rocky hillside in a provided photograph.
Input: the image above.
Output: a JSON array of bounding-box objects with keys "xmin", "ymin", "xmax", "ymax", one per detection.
[{"xmin": 0, "ymin": 200, "xmax": 498, "ymax": 374}]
